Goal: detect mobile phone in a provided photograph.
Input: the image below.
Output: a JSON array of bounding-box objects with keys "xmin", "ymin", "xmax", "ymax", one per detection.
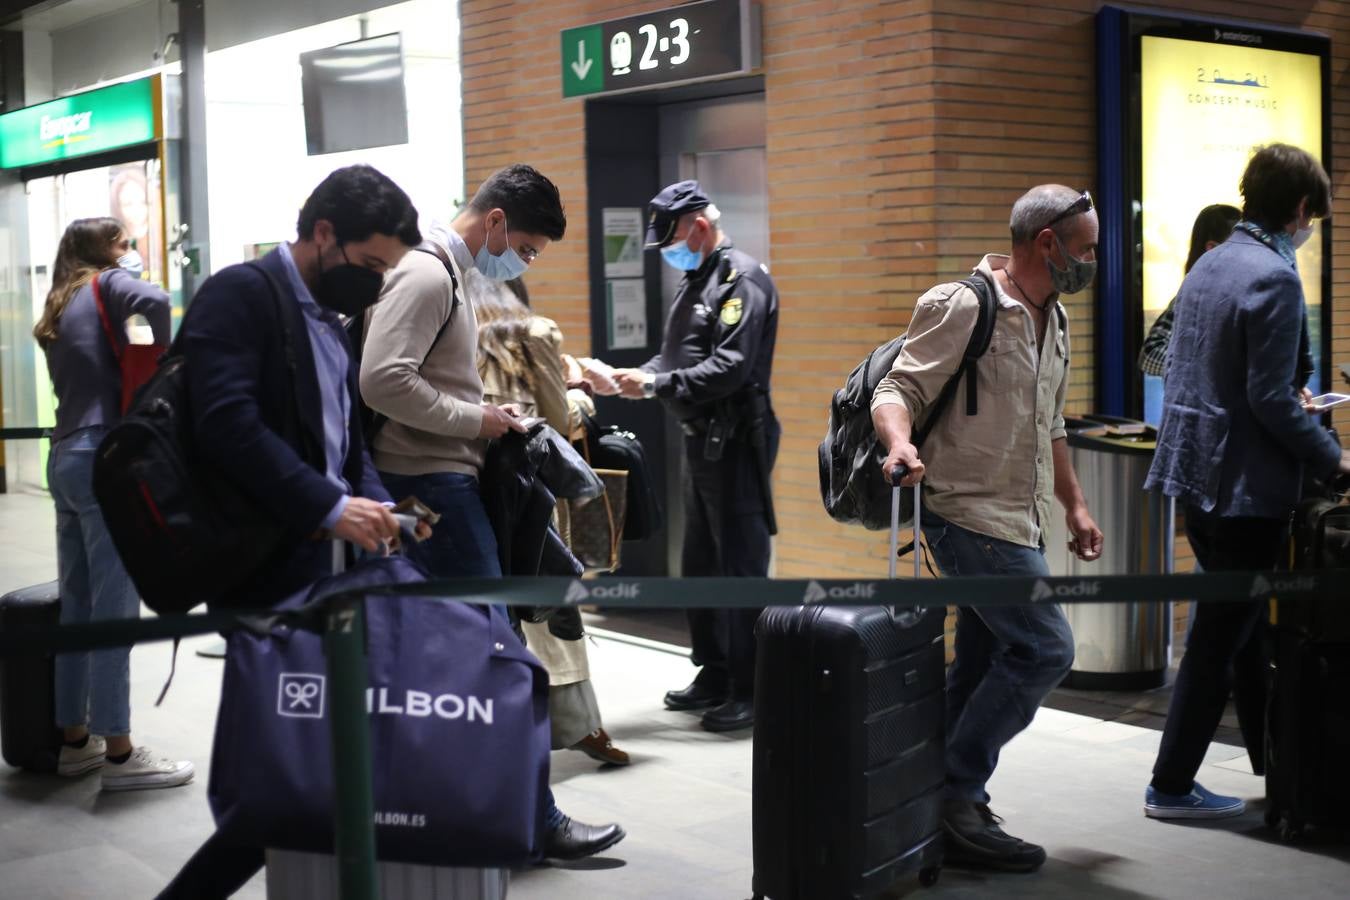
[
  {"xmin": 1307, "ymin": 392, "xmax": 1350, "ymax": 413},
  {"xmin": 393, "ymin": 496, "xmax": 440, "ymax": 526}
]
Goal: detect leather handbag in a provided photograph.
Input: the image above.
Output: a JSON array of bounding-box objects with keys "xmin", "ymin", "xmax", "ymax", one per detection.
[{"xmin": 567, "ymin": 467, "xmax": 627, "ymax": 573}]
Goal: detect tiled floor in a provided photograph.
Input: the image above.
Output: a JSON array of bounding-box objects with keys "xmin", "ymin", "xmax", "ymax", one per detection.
[{"xmin": 2, "ymin": 489, "xmax": 1347, "ymax": 899}]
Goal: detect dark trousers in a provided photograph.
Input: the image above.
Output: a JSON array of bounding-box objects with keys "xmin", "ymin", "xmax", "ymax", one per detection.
[
  {"xmin": 1150, "ymin": 506, "xmax": 1286, "ymax": 795},
  {"xmin": 156, "ymin": 833, "xmax": 261, "ymax": 900},
  {"xmin": 681, "ymin": 427, "xmax": 778, "ymax": 700}
]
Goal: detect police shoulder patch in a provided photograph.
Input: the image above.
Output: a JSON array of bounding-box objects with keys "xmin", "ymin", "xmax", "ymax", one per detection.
[{"xmin": 720, "ymin": 297, "xmax": 743, "ymax": 326}]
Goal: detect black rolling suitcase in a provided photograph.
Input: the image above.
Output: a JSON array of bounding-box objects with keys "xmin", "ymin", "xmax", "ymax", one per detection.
[
  {"xmin": 1264, "ymin": 487, "xmax": 1350, "ymax": 842},
  {"xmin": 0, "ymin": 582, "xmax": 64, "ymax": 773},
  {"xmin": 752, "ymin": 481, "xmax": 945, "ymax": 899}
]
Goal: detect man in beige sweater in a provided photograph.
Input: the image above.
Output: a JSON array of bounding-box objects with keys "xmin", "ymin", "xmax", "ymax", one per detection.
[{"xmin": 360, "ymin": 163, "xmax": 625, "ymax": 861}]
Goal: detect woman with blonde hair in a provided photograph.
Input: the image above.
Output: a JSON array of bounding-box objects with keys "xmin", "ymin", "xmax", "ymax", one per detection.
[
  {"xmin": 468, "ymin": 268, "xmax": 630, "ymax": 767},
  {"xmin": 34, "ymin": 217, "xmax": 192, "ymax": 791}
]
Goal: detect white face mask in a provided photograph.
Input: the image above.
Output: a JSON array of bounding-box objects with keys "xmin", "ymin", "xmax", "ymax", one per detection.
[{"xmin": 1292, "ymin": 223, "xmax": 1315, "ymax": 250}]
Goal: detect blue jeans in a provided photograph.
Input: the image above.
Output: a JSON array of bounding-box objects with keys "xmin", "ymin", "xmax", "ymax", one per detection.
[
  {"xmin": 379, "ymin": 470, "xmax": 566, "ymax": 832},
  {"xmin": 48, "ymin": 427, "xmax": 140, "ymax": 736},
  {"xmin": 921, "ymin": 510, "xmax": 1075, "ymax": 805}
]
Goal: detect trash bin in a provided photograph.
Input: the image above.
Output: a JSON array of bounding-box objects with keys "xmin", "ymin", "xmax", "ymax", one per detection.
[{"xmin": 1044, "ymin": 414, "xmax": 1172, "ymax": 690}]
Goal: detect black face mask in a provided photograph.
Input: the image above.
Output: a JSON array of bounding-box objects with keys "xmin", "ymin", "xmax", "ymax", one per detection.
[{"xmin": 315, "ymin": 244, "xmax": 384, "ymax": 317}]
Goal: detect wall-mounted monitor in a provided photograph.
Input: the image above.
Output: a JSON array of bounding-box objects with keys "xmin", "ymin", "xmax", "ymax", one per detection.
[
  {"xmin": 300, "ymin": 32, "xmax": 409, "ymax": 156},
  {"xmin": 1097, "ymin": 9, "xmax": 1330, "ymax": 421}
]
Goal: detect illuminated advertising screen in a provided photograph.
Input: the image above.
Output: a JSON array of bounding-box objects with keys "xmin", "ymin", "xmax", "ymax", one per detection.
[
  {"xmin": 1095, "ymin": 10, "xmax": 1330, "ymax": 421},
  {"xmin": 1140, "ymin": 35, "xmax": 1325, "ymax": 422}
]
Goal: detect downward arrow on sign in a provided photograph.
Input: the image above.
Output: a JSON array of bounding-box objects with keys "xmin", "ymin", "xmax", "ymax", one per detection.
[{"xmin": 571, "ymin": 40, "xmax": 593, "ymax": 80}]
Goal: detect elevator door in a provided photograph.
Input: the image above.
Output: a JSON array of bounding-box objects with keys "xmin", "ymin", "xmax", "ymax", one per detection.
[{"xmin": 656, "ymin": 94, "xmax": 769, "ymax": 575}]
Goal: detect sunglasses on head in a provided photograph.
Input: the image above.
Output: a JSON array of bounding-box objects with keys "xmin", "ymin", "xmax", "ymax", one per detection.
[{"xmin": 1043, "ymin": 190, "xmax": 1094, "ymax": 231}]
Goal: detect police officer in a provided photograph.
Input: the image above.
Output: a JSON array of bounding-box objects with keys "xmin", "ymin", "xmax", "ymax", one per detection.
[{"xmin": 612, "ymin": 181, "xmax": 779, "ymax": 733}]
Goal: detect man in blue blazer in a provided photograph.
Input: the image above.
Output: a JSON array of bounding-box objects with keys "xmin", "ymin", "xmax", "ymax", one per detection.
[
  {"xmin": 1144, "ymin": 144, "xmax": 1350, "ymax": 821},
  {"xmin": 179, "ymin": 164, "xmax": 421, "ymax": 606},
  {"xmin": 159, "ymin": 165, "xmax": 422, "ymax": 899}
]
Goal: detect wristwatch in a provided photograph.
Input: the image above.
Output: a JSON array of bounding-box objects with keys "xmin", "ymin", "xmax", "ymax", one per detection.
[{"xmin": 641, "ymin": 375, "xmax": 656, "ymax": 399}]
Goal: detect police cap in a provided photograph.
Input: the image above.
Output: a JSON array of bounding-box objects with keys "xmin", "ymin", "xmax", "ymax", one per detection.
[{"xmin": 644, "ymin": 180, "xmax": 711, "ymax": 248}]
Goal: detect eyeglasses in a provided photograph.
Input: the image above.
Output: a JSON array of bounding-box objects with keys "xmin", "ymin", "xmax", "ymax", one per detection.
[
  {"xmin": 1042, "ymin": 190, "xmax": 1094, "ymax": 230},
  {"xmin": 517, "ymin": 244, "xmax": 540, "ymax": 263}
]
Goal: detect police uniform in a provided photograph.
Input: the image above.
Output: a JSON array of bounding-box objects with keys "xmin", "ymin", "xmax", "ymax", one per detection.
[{"xmin": 640, "ymin": 181, "xmax": 779, "ymax": 728}]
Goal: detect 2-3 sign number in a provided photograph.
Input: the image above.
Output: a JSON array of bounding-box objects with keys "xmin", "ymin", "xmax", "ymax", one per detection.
[{"xmin": 624, "ymin": 17, "xmax": 692, "ymax": 73}]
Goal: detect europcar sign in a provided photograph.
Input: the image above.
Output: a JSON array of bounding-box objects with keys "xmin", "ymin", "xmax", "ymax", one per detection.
[{"xmin": 0, "ymin": 77, "xmax": 160, "ymax": 169}]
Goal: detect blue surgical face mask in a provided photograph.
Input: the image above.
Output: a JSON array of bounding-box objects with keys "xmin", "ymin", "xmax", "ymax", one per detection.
[
  {"xmin": 475, "ymin": 217, "xmax": 528, "ymax": 281},
  {"xmin": 660, "ymin": 237, "xmax": 703, "ymax": 271},
  {"xmin": 117, "ymin": 248, "xmax": 144, "ymax": 278}
]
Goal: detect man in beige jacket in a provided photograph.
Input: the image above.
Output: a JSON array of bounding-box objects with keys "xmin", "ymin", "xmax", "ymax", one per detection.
[
  {"xmin": 360, "ymin": 164, "xmax": 625, "ymax": 861},
  {"xmin": 872, "ymin": 184, "xmax": 1104, "ymax": 874}
]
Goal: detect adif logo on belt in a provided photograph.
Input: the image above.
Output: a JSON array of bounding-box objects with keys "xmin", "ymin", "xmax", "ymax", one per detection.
[
  {"xmin": 1249, "ymin": 574, "xmax": 1316, "ymax": 598},
  {"xmin": 803, "ymin": 581, "xmax": 877, "ymax": 604},
  {"xmin": 276, "ymin": 672, "xmax": 493, "ymax": 725},
  {"xmin": 563, "ymin": 580, "xmax": 640, "ymax": 603},
  {"xmin": 277, "ymin": 673, "xmax": 325, "ymax": 719},
  {"xmin": 1030, "ymin": 579, "xmax": 1101, "ymax": 603}
]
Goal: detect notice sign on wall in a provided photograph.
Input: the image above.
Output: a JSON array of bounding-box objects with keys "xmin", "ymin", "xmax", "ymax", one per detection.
[
  {"xmin": 1139, "ymin": 34, "xmax": 1324, "ymax": 417},
  {"xmin": 606, "ymin": 279, "xmax": 648, "ymax": 350},
  {"xmin": 602, "ymin": 207, "xmax": 645, "ymax": 278}
]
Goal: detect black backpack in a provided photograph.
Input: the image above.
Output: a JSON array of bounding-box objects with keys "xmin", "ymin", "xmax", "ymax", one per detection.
[
  {"xmin": 346, "ymin": 241, "xmax": 459, "ymax": 443},
  {"xmin": 579, "ymin": 413, "xmax": 663, "ymax": 541},
  {"xmin": 818, "ymin": 271, "xmax": 1003, "ymax": 531},
  {"xmin": 93, "ymin": 263, "xmax": 307, "ymax": 613}
]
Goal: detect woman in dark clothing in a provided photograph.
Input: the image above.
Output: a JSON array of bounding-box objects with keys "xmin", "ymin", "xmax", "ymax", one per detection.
[{"xmin": 34, "ymin": 217, "xmax": 192, "ymax": 792}]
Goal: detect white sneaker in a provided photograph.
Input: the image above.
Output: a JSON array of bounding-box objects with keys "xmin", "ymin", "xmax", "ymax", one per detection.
[
  {"xmin": 57, "ymin": 735, "xmax": 107, "ymax": 776},
  {"xmin": 100, "ymin": 746, "xmax": 195, "ymax": 792}
]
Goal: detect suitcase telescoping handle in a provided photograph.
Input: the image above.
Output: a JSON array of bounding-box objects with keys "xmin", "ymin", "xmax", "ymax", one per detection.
[
  {"xmin": 887, "ymin": 466, "xmax": 921, "ymax": 580},
  {"xmin": 888, "ymin": 466, "xmax": 926, "ymax": 627}
]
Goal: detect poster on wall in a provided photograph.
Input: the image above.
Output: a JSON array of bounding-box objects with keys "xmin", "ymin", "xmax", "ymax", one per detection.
[
  {"xmin": 1138, "ymin": 33, "xmax": 1324, "ymax": 422},
  {"xmin": 602, "ymin": 207, "xmax": 645, "ymax": 278},
  {"xmin": 606, "ymin": 279, "xmax": 648, "ymax": 350}
]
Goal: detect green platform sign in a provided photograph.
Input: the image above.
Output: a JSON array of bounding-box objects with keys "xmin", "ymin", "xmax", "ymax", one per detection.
[
  {"xmin": 0, "ymin": 77, "xmax": 159, "ymax": 170},
  {"xmin": 561, "ymin": 0, "xmax": 755, "ymax": 99}
]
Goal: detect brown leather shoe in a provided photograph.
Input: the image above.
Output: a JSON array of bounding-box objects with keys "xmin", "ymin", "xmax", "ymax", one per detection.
[{"xmin": 570, "ymin": 728, "xmax": 631, "ymax": 766}]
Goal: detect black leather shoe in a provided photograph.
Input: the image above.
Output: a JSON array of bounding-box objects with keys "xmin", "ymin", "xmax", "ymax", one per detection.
[
  {"xmin": 542, "ymin": 816, "xmax": 626, "ymax": 860},
  {"xmin": 664, "ymin": 679, "xmax": 726, "ymax": 711},
  {"xmin": 941, "ymin": 800, "xmax": 1046, "ymax": 873},
  {"xmin": 701, "ymin": 698, "xmax": 754, "ymax": 733}
]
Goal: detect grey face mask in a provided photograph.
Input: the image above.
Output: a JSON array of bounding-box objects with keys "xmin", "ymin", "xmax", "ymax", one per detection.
[{"xmin": 1046, "ymin": 234, "xmax": 1097, "ymax": 295}]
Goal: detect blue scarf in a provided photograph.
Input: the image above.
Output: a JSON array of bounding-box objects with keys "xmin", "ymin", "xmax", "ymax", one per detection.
[{"xmin": 1234, "ymin": 220, "xmax": 1298, "ymax": 270}]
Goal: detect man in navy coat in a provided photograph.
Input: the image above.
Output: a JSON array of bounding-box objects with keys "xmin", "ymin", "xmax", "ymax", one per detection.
[
  {"xmin": 159, "ymin": 165, "xmax": 422, "ymax": 898},
  {"xmin": 179, "ymin": 164, "xmax": 422, "ymax": 606}
]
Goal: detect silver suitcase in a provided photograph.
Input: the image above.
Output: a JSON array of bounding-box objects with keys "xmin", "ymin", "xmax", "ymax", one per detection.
[{"xmin": 265, "ymin": 850, "xmax": 508, "ymax": 899}]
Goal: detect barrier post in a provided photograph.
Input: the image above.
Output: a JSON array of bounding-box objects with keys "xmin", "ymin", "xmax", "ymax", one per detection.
[{"xmin": 323, "ymin": 595, "xmax": 379, "ymax": 900}]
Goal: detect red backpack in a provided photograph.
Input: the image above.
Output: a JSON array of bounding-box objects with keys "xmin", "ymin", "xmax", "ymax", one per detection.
[{"xmin": 91, "ymin": 271, "xmax": 165, "ymax": 413}]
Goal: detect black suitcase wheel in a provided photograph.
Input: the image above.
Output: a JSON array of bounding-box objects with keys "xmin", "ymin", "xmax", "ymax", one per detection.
[
  {"xmin": 919, "ymin": 867, "xmax": 941, "ymax": 888},
  {"xmin": 1276, "ymin": 816, "xmax": 1303, "ymax": 843}
]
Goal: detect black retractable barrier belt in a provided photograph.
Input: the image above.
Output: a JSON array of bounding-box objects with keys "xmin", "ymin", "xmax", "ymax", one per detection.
[
  {"xmin": 2, "ymin": 570, "xmax": 1348, "ymax": 658},
  {"xmin": 0, "ymin": 427, "xmax": 51, "ymax": 440},
  {"xmin": 356, "ymin": 570, "xmax": 1350, "ymax": 611},
  {"xmin": 0, "ymin": 609, "xmax": 269, "ymax": 657}
]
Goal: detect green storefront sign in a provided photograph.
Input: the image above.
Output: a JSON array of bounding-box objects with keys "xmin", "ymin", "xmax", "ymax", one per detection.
[{"xmin": 0, "ymin": 77, "xmax": 159, "ymax": 170}]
